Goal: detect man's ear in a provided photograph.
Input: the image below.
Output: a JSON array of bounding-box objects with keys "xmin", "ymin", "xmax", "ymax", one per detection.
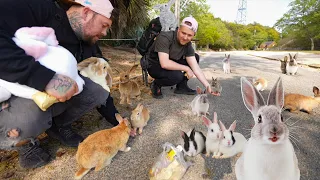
[{"xmin": 82, "ymin": 7, "xmax": 93, "ymax": 21}]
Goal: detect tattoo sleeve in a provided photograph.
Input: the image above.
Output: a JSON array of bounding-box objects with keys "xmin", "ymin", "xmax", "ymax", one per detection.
[{"xmin": 46, "ymin": 75, "xmax": 74, "ymax": 95}]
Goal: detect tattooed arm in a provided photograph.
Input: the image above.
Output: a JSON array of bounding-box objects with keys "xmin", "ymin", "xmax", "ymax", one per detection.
[{"xmin": 45, "ymin": 74, "xmax": 78, "ymax": 102}]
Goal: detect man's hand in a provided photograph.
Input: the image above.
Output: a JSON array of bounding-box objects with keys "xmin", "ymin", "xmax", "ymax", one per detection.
[
  {"xmin": 185, "ymin": 68, "xmax": 194, "ymax": 79},
  {"xmin": 45, "ymin": 74, "xmax": 78, "ymax": 102},
  {"xmin": 206, "ymin": 85, "xmax": 220, "ymax": 96}
]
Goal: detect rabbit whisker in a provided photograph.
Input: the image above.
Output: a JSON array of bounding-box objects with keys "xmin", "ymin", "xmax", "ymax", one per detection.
[
  {"xmin": 283, "ymin": 116, "xmax": 293, "ymax": 124},
  {"xmin": 287, "ymin": 119, "xmax": 301, "ymax": 127},
  {"xmin": 289, "ymin": 135, "xmax": 300, "ymax": 151},
  {"xmin": 288, "ymin": 125, "xmax": 305, "ymax": 130}
]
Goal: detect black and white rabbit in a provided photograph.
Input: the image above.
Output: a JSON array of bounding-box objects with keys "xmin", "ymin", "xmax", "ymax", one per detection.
[
  {"xmin": 190, "ymin": 86, "xmax": 209, "ymax": 116},
  {"xmin": 216, "ymin": 120, "xmax": 247, "ymax": 158},
  {"xmin": 181, "ymin": 128, "xmax": 206, "ymax": 157},
  {"xmin": 202, "ymin": 112, "xmax": 221, "ymax": 158},
  {"xmin": 235, "ymin": 77, "xmax": 300, "ymax": 180},
  {"xmin": 286, "ymin": 53, "xmax": 298, "ymax": 75}
]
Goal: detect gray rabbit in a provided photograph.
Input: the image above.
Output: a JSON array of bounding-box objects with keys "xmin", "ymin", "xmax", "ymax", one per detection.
[
  {"xmin": 211, "ymin": 77, "xmax": 222, "ymax": 96},
  {"xmin": 153, "ymin": 0, "xmax": 177, "ymax": 31}
]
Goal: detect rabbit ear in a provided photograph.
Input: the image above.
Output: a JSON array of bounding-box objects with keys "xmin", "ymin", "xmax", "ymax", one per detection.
[
  {"xmin": 225, "ymin": 54, "xmax": 227, "ymax": 58},
  {"xmin": 196, "ymin": 86, "xmax": 202, "ymax": 94},
  {"xmin": 267, "ymin": 77, "xmax": 284, "ymax": 109},
  {"xmin": 115, "ymin": 113, "xmax": 124, "ymax": 123},
  {"xmin": 228, "ymin": 54, "xmax": 230, "ymax": 59},
  {"xmin": 219, "ymin": 120, "xmax": 227, "ymax": 131},
  {"xmin": 190, "ymin": 128, "xmax": 196, "ymax": 141},
  {"xmin": 181, "ymin": 131, "xmax": 189, "ymax": 141},
  {"xmin": 294, "ymin": 53, "xmax": 298, "ymax": 59},
  {"xmin": 240, "ymin": 77, "xmax": 265, "ymax": 115},
  {"xmin": 289, "ymin": 53, "xmax": 292, "ymax": 60},
  {"xmin": 139, "ymin": 104, "xmax": 144, "ymax": 111},
  {"xmin": 284, "ymin": 56, "xmax": 288, "ymax": 62},
  {"xmin": 229, "ymin": 120, "xmax": 237, "ymax": 131},
  {"xmin": 313, "ymin": 86, "xmax": 319, "ymax": 96},
  {"xmin": 129, "ymin": 64, "xmax": 139, "ymax": 74},
  {"xmin": 77, "ymin": 57, "xmax": 98, "ymax": 71},
  {"xmin": 202, "ymin": 115, "xmax": 212, "ymax": 127},
  {"xmin": 213, "ymin": 112, "xmax": 218, "ymax": 124}
]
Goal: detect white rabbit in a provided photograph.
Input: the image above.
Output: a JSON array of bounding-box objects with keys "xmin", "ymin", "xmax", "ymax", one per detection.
[
  {"xmin": 216, "ymin": 120, "xmax": 247, "ymax": 159},
  {"xmin": 190, "ymin": 86, "xmax": 209, "ymax": 116},
  {"xmin": 202, "ymin": 112, "xmax": 221, "ymax": 158},
  {"xmin": 181, "ymin": 128, "xmax": 206, "ymax": 157},
  {"xmin": 222, "ymin": 54, "xmax": 231, "ymax": 74},
  {"xmin": 286, "ymin": 53, "xmax": 298, "ymax": 75},
  {"xmin": 235, "ymin": 77, "xmax": 300, "ymax": 180},
  {"xmin": 153, "ymin": 0, "xmax": 177, "ymax": 31},
  {"xmin": 0, "ymin": 27, "xmax": 84, "ymax": 111}
]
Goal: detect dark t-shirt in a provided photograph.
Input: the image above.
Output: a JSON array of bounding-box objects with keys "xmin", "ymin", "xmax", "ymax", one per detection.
[{"xmin": 146, "ymin": 29, "xmax": 195, "ymax": 65}]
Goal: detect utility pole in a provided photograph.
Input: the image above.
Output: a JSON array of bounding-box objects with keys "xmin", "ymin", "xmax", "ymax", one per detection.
[
  {"xmin": 175, "ymin": 0, "xmax": 180, "ymax": 24},
  {"xmin": 236, "ymin": 0, "xmax": 247, "ymax": 25}
]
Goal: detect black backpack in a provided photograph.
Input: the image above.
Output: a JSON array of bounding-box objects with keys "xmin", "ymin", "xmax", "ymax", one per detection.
[
  {"xmin": 137, "ymin": 17, "xmax": 162, "ymax": 86},
  {"xmin": 137, "ymin": 17, "xmax": 162, "ymax": 56}
]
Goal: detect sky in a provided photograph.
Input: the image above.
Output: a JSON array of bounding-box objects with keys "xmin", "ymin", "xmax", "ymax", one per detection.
[{"xmin": 208, "ymin": 0, "xmax": 293, "ymax": 27}]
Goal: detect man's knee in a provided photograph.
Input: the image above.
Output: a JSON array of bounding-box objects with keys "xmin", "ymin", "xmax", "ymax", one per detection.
[
  {"xmin": 0, "ymin": 97, "xmax": 52, "ymax": 148},
  {"xmin": 81, "ymin": 77, "xmax": 109, "ymax": 106},
  {"xmin": 166, "ymin": 71, "xmax": 184, "ymax": 85}
]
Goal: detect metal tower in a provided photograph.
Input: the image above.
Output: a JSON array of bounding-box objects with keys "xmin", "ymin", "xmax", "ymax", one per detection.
[{"xmin": 236, "ymin": 0, "xmax": 247, "ymax": 25}]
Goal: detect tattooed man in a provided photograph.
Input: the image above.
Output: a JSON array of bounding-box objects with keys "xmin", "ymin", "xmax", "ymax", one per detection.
[{"xmin": 0, "ymin": 0, "xmax": 121, "ymax": 169}]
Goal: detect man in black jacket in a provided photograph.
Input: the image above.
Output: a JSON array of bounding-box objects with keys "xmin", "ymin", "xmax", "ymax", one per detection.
[{"xmin": 0, "ymin": 0, "xmax": 122, "ymax": 169}]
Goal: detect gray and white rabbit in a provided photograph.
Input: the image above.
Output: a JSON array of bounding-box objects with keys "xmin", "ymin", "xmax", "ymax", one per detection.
[
  {"xmin": 279, "ymin": 56, "xmax": 288, "ymax": 74},
  {"xmin": 286, "ymin": 53, "xmax": 298, "ymax": 75},
  {"xmin": 235, "ymin": 77, "xmax": 300, "ymax": 180},
  {"xmin": 202, "ymin": 112, "xmax": 221, "ymax": 158},
  {"xmin": 222, "ymin": 54, "xmax": 231, "ymax": 74},
  {"xmin": 216, "ymin": 120, "xmax": 247, "ymax": 159},
  {"xmin": 190, "ymin": 86, "xmax": 209, "ymax": 116},
  {"xmin": 181, "ymin": 128, "xmax": 206, "ymax": 157},
  {"xmin": 211, "ymin": 77, "xmax": 222, "ymax": 96},
  {"xmin": 153, "ymin": 0, "xmax": 177, "ymax": 31}
]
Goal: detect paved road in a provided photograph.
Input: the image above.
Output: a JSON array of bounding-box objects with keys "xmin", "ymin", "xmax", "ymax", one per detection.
[{"xmin": 27, "ymin": 51, "xmax": 320, "ymax": 180}]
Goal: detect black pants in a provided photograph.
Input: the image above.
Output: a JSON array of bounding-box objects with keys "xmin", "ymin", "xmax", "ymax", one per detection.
[
  {"xmin": 147, "ymin": 53, "xmax": 199, "ymax": 87},
  {"xmin": 96, "ymin": 95, "xmax": 119, "ymax": 126}
]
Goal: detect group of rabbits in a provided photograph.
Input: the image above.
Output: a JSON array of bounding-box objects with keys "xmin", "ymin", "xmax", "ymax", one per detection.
[
  {"xmin": 186, "ymin": 76, "xmax": 300, "ymax": 179},
  {"xmin": 74, "ymin": 63, "xmax": 151, "ymax": 179}
]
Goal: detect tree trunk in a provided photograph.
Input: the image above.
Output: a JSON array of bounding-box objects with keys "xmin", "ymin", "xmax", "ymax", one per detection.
[
  {"xmin": 206, "ymin": 44, "xmax": 209, "ymax": 49},
  {"xmin": 310, "ymin": 37, "xmax": 314, "ymax": 51}
]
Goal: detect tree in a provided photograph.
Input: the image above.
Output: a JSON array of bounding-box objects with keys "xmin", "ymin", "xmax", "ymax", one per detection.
[
  {"xmin": 275, "ymin": 0, "xmax": 320, "ymax": 50},
  {"xmin": 109, "ymin": 0, "xmax": 150, "ymax": 38}
]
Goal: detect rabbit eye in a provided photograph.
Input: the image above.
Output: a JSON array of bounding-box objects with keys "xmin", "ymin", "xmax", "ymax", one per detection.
[
  {"xmin": 258, "ymin": 115, "xmax": 262, "ymax": 123},
  {"xmin": 103, "ymin": 66, "xmax": 106, "ymax": 69},
  {"xmin": 211, "ymin": 129, "xmax": 214, "ymax": 132},
  {"xmin": 224, "ymin": 136, "xmax": 225, "ymax": 139},
  {"xmin": 281, "ymin": 115, "xmax": 284, "ymax": 122},
  {"xmin": 125, "ymin": 75, "xmax": 128, "ymax": 78}
]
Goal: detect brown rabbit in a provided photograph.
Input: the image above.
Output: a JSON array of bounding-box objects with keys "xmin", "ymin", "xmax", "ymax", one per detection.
[
  {"xmin": 284, "ymin": 86, "xmax": 320, "ymax": 114},
  {"xmin": 118, "ymin": 64, "xmax": 141, "ymax": 105},
  {"xmin": 252, "ymin": 77, "xmax": 268, "ymax": 91},
  {"xmin": 74, "ymin": 114, "xmax": 131, "ymax": 179},
  {"xmin": 130, "ymin": 103, "xmax": 150, "ymax": 136},
  {"xmin": 280, "ymin": 56, "xmax": 288, "ymax": 74}
]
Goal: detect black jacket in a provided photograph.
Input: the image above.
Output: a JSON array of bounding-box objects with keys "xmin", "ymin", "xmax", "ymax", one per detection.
[{"xmin": 0, "ymin": 0, "xmax": 103, "ymax": 91}]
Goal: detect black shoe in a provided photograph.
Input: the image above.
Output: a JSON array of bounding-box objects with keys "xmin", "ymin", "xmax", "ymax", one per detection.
[
  {"xmin": 46, "ymin": 124, "xmax": 84, "ymax": 147},
  {"xmin": 174, "ymin": 79, "xmax": 196, "ymax": 95},
  {"xmin": 18, "ymin": 139, "xmax": 50, "ymax": 169},
  {"xmin": 150, "ymin": 81, "xmax": 163, "ymax": 99}
]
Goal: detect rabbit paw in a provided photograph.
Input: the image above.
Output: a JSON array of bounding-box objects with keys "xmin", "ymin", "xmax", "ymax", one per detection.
[{"xmin": 123, "ymin": 147, "xmax": 131, "ymax": 152}]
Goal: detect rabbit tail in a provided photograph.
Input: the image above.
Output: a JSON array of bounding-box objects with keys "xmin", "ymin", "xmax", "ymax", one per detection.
[{"xmin": 74, "ymin": 167, "xmax": 90, "ymax": 180}]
